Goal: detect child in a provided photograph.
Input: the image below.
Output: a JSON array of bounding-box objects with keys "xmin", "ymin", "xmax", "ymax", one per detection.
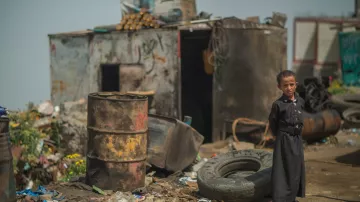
[{"xmin": 268, "ymin": 70, "xmax": 305, "ymax": 202}]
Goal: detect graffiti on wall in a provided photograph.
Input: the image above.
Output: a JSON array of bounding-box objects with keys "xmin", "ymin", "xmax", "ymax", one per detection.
[
  {"xmin": 89, "ymin": 30, "xmax": 178, "ymax": 117},
  {"xmin": 142, "ymin": 39, "xmax": 158, "ymax": 56}
]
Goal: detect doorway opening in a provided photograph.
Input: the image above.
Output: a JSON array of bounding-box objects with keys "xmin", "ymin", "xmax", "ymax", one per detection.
[
  {"xmin": 101, "ymin": 64, "xmax": 120, "ymax": 91},
  {"xmin": 181, "ymin": 30, "xmax": 213, "ymax": 143}
]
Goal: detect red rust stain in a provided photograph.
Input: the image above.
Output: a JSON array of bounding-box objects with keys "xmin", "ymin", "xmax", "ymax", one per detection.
[
  {"xmin": 52, "ymin": 80, "xmax": 67, "ymax": 94},
  {"xmin": 51, "ymin": 43, "xmax": 56, "ymax": 56},
  {"xmin": 135, "ymin": 112, "xmax": 147, "ymax": 131},
  {"xmin": 153, "ymin": 53, "xmax": 166, "ymax": 64},
  {"xmin": 128, "ymin": 162, "xmax": 142, "ymax": 183}
]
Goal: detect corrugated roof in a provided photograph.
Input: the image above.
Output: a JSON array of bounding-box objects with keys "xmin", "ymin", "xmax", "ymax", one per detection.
[{"xmin": 48, "ymin": 30, "xmax": 93, "ymax": 37}]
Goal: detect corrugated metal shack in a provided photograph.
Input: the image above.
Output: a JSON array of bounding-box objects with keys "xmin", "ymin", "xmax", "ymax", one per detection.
[{"xmin": 49, "ymin": 17, "xmax": 286, "ymax": 143}]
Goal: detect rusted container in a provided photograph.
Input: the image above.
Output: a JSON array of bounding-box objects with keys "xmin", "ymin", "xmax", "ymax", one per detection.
[
  {"xmin": 302, "ymin": 109, "xmax": 341, "ymax": 141},
  {"xmin": 86, "ymin": 92, "xmax": 148, "ymax": 191},
  {"xmin": 0, "ymin": 117, "xmax": 16, "ymax": 202}
]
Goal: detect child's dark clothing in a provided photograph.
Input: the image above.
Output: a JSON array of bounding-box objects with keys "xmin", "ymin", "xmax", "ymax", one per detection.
[{"xmin": 269, "ymin": 94, "xmax": 306, "ymax": 202}]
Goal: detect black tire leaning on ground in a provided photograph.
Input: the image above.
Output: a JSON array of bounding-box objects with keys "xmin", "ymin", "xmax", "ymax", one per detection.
[
  {"xmin": 197, "ymin": 149, "xmax": 273, "ymax": 202},
  {"xmin": 331, "ymin": 94, "xmax": 360, "ymax": 109},
  {"xmin": 342, "ymin": 108, "xmax": 360, "ymax": 128}
]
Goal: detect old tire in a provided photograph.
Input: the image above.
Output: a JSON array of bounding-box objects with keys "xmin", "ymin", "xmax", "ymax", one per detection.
[
  {"xmin": 343, "ymin": 108, "xmax": 360, "ymax": 128},
  {"xmin": 331, "ymin": 94, "xmax": 360, "ymax": 109},
  {"xmin": 197, "ymin": 149, "xmax": 273, "ymax": 202}
]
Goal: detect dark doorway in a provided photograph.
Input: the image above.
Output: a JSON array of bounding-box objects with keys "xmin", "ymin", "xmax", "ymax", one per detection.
[
  {"xmin": 181, "ymin": 30, "xmax": 213, "ymax": 143},
  {"xmin": 101, "ymin": 64, "xmax": 120, "ymax": 91}
]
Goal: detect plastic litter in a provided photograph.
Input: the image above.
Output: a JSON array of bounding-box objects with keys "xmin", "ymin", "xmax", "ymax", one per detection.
[
  {"xmin": 0, "ymin": 105, "xmax": 7, "ymax": 117},
  {"xmin": 16, "ymin": 185, "xmax": 65, "ymax": 201},
  {"xmin": 108, "ymin": 191, "xmax": 134, "ymax": 202},
  {"xmin": 179, "ymin": 177, "xmax": 197, "ymax": 186},
  {"xmin": 133, "ymin": 194, "xmax": 145, "ymax": 201}
]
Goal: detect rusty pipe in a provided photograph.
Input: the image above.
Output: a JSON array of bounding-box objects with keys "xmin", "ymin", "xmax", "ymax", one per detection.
[{"xmin": 302, "ymin": 109, "xmax": 341, "ymax": 141}]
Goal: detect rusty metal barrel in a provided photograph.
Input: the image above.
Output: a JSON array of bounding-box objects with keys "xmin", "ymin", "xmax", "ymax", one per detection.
[
  {"xmin": 302, "ymin": 109, "xmax": 341, "ymax": 141},
  {"xmin": 86, "ymin": 92, "xmax": 148, "ymax": 191},
  {"xmin": 0, "ymin": 117, "xmax": 16, "ymax": 202}
]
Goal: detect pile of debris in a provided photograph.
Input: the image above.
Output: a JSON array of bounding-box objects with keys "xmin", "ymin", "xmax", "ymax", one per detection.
[{"xmin": 5, "ymin": 101, "xmax": 88, "ymax": 193}]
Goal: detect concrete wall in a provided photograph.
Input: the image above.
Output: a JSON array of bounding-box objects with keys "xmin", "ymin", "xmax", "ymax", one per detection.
[
  {"xmin": 49, "ymin": 34, "xmax": 91, "ymax": 106},
  {"xmin": 50, "ymin": 30, "xmax": 180, "ymax": 118},
  {"xmin": 88, "ymin": 30, "xmax": 179, "ymax": 118}
]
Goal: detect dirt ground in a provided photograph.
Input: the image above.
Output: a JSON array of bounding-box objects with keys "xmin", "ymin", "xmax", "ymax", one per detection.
[{"xmin": 40, "ymin": 133, "xmax": 360, "ymax": 202}]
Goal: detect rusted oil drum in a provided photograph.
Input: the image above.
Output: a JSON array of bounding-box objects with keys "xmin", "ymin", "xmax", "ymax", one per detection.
[
  {"xmin": 302, "ymin": 109, "xmax": 341, "ymax": 141},
  {"xmin": 86, "ymin": 92, "xmax": 148, "ymax": 191},
  {"xmin": 0, "ymin": 117, "xmax": 16, "ymax": 202}
]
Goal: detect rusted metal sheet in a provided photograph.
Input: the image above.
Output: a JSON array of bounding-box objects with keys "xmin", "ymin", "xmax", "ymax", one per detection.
[
  {"xmin": 0, "ymin": 118, "xmax": 16, "ymax": 202},
  {"xmin": 302, "ymin": 109, "xmax": 341, "ymax": 141},
  {"xmin": 49, "ymin": 35, "xmax": 91, "ymax": 106},
  {"xmin": 212, "ymin": 22, "xmax": 287, "ymax": 142},
  {"xmin": 86, "ymin": 92, "xmax": 148, "ymax": 191},
  {"xmin": 147, "ymin": 114, "xmax": 204, "ymax": 171},
  {"xmin": 88, "ymin": 30, "xmax": 180, "ymax": 118}
]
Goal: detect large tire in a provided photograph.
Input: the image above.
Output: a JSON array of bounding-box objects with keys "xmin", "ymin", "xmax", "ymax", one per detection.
[
  {"xmin": 343, "ymin": 108, "xmax": 360, "ymax": 128},
  {"xmin": 197, "ymin": 149, "xmax": 273, "ymax": 202},
  {"xmin": 330, "ymin": 94, "xmax": 360, "ymax": 109}
]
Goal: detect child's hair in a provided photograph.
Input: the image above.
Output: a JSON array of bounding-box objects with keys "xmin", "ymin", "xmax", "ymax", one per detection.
[{"xmin": 276, "ymin": 70, "xmax": 296, "ymax": 85}]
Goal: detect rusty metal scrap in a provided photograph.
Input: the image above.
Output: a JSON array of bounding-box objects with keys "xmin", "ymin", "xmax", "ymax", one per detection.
[
  {"xmin": 302, "ymin": 109, "xmax": 341, "ymax": 141},
  {"xmin": 86, "ymin": 92, "xmax": 148, "ymax": 192},
  {"xmin": 147, "ymin": 114, "xmax": 204, "ymax": 172}
]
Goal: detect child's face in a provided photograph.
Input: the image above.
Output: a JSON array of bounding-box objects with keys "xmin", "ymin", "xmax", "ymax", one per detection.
[{"xmin": 278, "ymin": 76, "xmax": 297, "ymax": 98}]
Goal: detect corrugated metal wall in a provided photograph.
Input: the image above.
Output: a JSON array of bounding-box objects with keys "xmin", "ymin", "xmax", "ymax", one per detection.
[{"xmin": 212, "ymin": 26, "xmax": 287, "ymax": 141}]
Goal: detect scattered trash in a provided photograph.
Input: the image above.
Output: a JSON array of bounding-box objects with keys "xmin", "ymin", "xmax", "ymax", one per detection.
[
  {"xmin": 38, "ymin": 100, "xmax": 54, "ymax": 116},
  {"xmin": 133, "ymin": 194, "xmax": 146, "ymax": 201},
  {"xmin": 347, "ymin": 139, "xmax": 356, "ymax": 146},
  {"xmin": 198, "ymin": 198, "xmax": 211, "ymax": 202},
  {"xmin": 232, "ymin": 141, "xmax": 255, "ymax": 151},
  {"xmin": 183, "ymin": 115, "xmax": 192, "ymax": 125},
  {"xmin": 16, "ymin": 185, "xmax": 65, "ymax": 201},
  {"xmin": 192, "ymin": 158, "xmax": 208, "ymax": 172},
  {"xmin": 93, "ymin": 185, "xmax": 106, "ymax": 195},
  {"xmin": 107, "ymin": 191, "xmax": 134, "ymax": 202},
  {"xmin": 179, "ymin": 176, "xmax": 197, "ymax": 187},
  {"xmin": 350, "ymin": 128, "xmax": 360, "ymax": 134},
  {"xmin": 185, "ymin": 171, "xmax": 197, "ymax": 179},
  {"xmin": 132, "ymin": 187, "xmax": 147, "ymax": 195}
]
